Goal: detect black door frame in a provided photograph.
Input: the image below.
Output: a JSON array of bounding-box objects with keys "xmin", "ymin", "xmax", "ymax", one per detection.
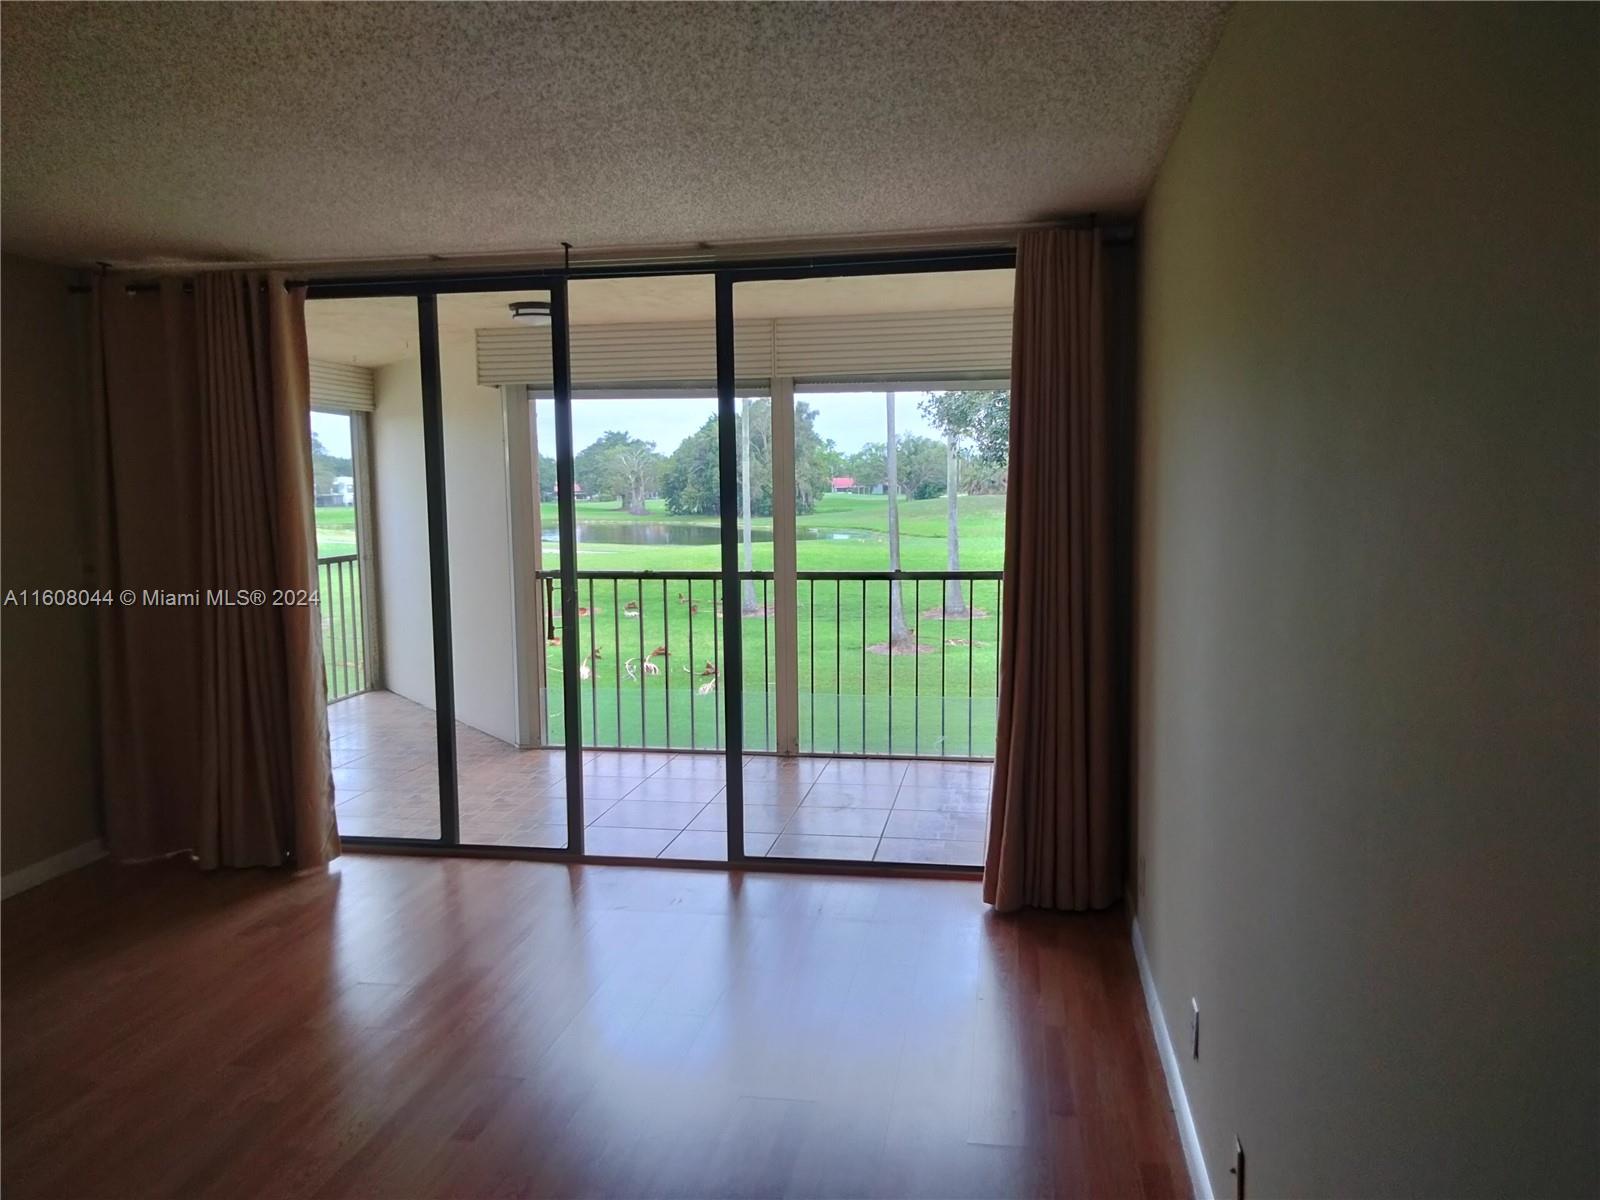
[
  {"xmin": 309, "ymin": 245, "xmax": 1016, "ymax": 877},
  {"xmin": 307, "ymin": 273, "xmax": 584, "ymax": 855},
  {"xmin": 713, "ymin": 250, "xmax": 1015, "ymax": 870}
]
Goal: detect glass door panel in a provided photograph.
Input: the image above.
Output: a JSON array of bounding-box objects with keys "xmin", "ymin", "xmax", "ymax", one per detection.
[
  {"xmin": 564, "ymin": 274, "xmax": 727, "ymax": 860},
  {"xmin": 305, "ymin": 296, "xmax": 442, "ymax": 841},
  {"xmin": 437, "ymin": 289, "xmax": 568, "ymax": 849},
  {"xmin": 730, "ymin": 268, "xmax": 1014, "ymax": 867}
]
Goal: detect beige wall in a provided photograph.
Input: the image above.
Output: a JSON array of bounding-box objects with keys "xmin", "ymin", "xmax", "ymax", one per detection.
[
  {"xmin": 369, "ymin": 332, "xmax": 519, "ymax": 744},
  {"xmin": 370, "ymin": 355, "xmax": 437, "ymax": 712},
  {"xmin": 1135, "ymin": 6, "xmax": 1598, "ymax": 1198},
  {"xmin": 439, "ymin": 325, "xmax": 520, "ymax": 746},
  {"xmin": 1, "ymin": 254, "xmax": 100, "ymax": 874}
]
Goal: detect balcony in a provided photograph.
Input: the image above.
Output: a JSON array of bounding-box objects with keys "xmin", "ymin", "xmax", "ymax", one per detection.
[{"xmin": 323, "ymin": 561, "xmax": 998, "ymax": 867}]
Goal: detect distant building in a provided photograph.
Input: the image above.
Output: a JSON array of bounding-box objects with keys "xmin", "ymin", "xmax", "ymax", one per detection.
[
  {"xmin": 316, "ymin": 476, "xmax": 356, "ymax": 508},
  {"xmin": 831, "ymin": 475, "xmax": 865, "ymax": 494}
]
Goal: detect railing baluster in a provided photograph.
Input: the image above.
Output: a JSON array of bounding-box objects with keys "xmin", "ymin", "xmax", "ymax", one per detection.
[
  {"xmin": 661, "ymin": 578, "xmax": 671, "ymax": 750},
  {"xmin": 808, "ymin": 578, "xmax": 815, "ymax": 755},
  {"xmin": 860, "ymin": 579, "xmax": 867, "ymax": 755},
  {"xmin": 834, "ymin": 580, "xmax": 841, "ymax": 755},
  {"xmin": 939, "ymin": 575, "xmax": 948, "ymax": 758},
  {"xmin": 347, "ymin": 558, "xmax": 356, "ymax": 696},
  {"xmin": 352, "ymin": 558, "xmax": 365, "ymax": 693},
  {"xmin": 686, "ymin": 579, "xmax": 696, "ymax": 751},
  {"xmin": 316, "ymin": 561, "xmax": 325, "ymax": 695},
  {"xmin": 347, "ymin": 559, "xmax": 359, "ymax": 694},
  {"xmin": 317, "ymin": 561, "xmax": 328, "ymax": 695},
  {"xmin": 612, "ymin": 578, "xmax": 622, "ymax": 749},
  {"xmin": 637, "ymin": 579, "xmax": 647, "ymax": 749},
  {"xmin": 326, "ymin": 559, "xmax": 338, "ymax": 699},
  {"xmin": 761, "ymin": 576, "xmax": 770, "ymax": 752},
  {"xmin": 995, "ymin": 578, "xmax": 1003, "ymax": 755},
  {"xmin": 712, "ymin": 578, "xmax": 721, "ymax": 751},
  {"xmin": 539, "ymin": 573, "xmax": 551, "ymax": 744},
  {"xmin": 913, "ymin": 579, "xmax": 920, "ymax": 757},
  {"xmin": 336, "ymin": 557, "xmax": 349, "ymax": 700},
  {"xmin": 587, "ymin": 578, "xmax": 599, "ymax": 748},
  {"xmin": 967, "ymin": 576, "xmax": 976, "ymax": 757},
  {"xmin": 344, "ymin": 559, "xmax": 355, "ymax": 696},
  {"xmin": 887, "ymin": 576, "xmax": 893, "ymax": 758}
]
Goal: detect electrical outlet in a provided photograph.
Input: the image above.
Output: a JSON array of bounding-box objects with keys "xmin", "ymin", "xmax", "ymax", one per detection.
[
  {"xmin": 1190, "ymin": 998, "xmax": 1200, "ymax": 1059},
  {"xmin": 1230, "ymin": 1137, "xmax": 1245, "ymax": 1200}
]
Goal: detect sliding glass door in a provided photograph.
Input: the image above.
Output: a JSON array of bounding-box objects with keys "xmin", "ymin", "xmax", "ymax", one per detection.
[
  {"xmin": 306, "ymin": 250, "xmax": 1012, "ymax": 872},
  {"xmin": 726, "ymin": 265, "xmax": 1014, "ymax": 867},
  {"xmin": 436, "ymin": 287, "xmax": 570, "ymax": 849},
  {"xmin": 305, "ymin": 295, "xmax": 444, "ymax": 841},
  {"xmin": 306, "ymin": 278, "xmax": 581, "ymax": 851},
  {"xmin": 562, "ymin": 274, "xmax": 730, "ymax": 859}
]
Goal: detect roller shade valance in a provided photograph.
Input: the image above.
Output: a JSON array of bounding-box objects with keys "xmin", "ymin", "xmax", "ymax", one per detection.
[
  {"xmin": 476, "ymin": 308, "xmax": 1012, "ymax": 389},
  {"xmin": 309, "ymin": 359, "xmax": 375, "ymax": 411}
]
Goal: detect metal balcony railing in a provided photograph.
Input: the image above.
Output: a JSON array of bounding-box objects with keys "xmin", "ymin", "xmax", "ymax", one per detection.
[
  {"xmin": 318, "ymin": 554, "xmax": 370, "ymax": 700},
  {"xmin": 538, "ymin": 569, "xmax": 1002, "ymax": 760}
]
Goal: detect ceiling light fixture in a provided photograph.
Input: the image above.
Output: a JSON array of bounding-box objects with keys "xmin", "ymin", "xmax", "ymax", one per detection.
[{"xmin": 509, "ymin": 299, "xmax": 552, "ymax": 327}]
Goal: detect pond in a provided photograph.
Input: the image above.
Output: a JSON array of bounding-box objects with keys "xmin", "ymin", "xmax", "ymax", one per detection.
[{"xmin": 542, "ymin": 521, "xmax": 875, "ymax": 546}]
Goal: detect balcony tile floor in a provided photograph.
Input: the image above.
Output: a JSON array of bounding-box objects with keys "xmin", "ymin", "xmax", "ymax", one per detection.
[{"xmin": 329, "ymin": 690, "xmax": 988, "ymax": 866}]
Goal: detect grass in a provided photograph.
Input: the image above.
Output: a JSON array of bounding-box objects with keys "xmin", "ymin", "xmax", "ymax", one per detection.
[
  {"xmin": 314, "ymin": 506, "xmax": 370, "ymax": 699},
  {"xmin": 537, "ymin": 493, "xmax": 1005, "ymax": 575},
  {"xmin": 314, "ymin": 504, "xmax": 358, "ymax": 557},
  {"xmin": 317, "ymin": 493, "xmax": 1004, "ymax": 757}
]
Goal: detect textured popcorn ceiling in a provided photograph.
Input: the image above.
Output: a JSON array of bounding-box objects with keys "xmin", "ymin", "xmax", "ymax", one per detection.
[{"xmin": 0, "ymin": 2, "xmax": 1228, "ymax": 268}]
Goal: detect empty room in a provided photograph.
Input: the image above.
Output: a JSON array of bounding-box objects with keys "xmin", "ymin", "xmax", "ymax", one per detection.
[{"xmin": 1, "ymin": 3, "xmax": 1595, "ymax": 1198}]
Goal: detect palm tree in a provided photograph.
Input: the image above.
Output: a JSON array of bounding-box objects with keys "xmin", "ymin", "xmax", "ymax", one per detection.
[
  {"xmin": 739, "ymin": 396, "xmax": 759, "ymax": 614},
  {"xmin": 941, "ymin": 430, "xmax": 967, "ymax": 617},
  {"xmin": 919, "ymin": 389, "xmax": 1011, "ymax": 615},
  {"xmin": 885, "ymin": 391, "xmax": 912, "ymax": 646}
]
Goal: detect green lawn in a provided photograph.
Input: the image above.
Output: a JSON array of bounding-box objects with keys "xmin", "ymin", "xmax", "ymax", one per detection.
[
  {"xmin": 313, "ymin": 504, "xmax": 358, "ymax": 557},
  {"xmin": 537, "ymin": 493, "xmax": 1005, "ymax": 575},
  {"xmin": 540, "ymin": 494, "xmax": 1002, "ymax": 757},
  {"xmin": 317, "ymin": 493, "xmax": 1004, "ymax": 757},
  {"xmin": 314, "ymin": 506, "xmax": 366, "ymax": 698}
]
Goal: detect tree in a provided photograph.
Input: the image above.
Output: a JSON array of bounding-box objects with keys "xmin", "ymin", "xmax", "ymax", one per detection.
[
  {"xmin": 660, "ymin": 416, "xmax": 721, "ymax": 515},
  {"xmin": 971, "ymin": 389, "xmax": 1011, "ymax": 465},
  {"xmin": 573, "ymin": 431, "xmax": 628, "ymax": 500},
  {"xmin": 918, "ymin": 389, "xmax": 1010, "ymax": 614},
  {"xmin": 884, "ymin": 392, "xmax": 912, "ymax": 647},
  {"xmin": 791, "ymin": 401, "xmax": 834, "ymax": 514},
  {"xmin": 574, "ymin": 431, "xmax": 661, "ymax": 514},
  {"xmin": 731, "ymin": 398, "xmax": 831, "ymax": 518},
  {"xmin": 894, "ymin": 435, "xmax": 947, "ymax": 501},
  {"xmin": 606, "ymin": 441, "xmax": 663, "ymax": 515},
  {"xmin": 814, "ymin": 437, "xmax": 847, "ymax": 490},
  {"xmin": 310, "ymin": 430, "xmax": 352, "ymax": 497},
  {"xmin": 846, "ymin": 442, "xmax": 887, "ymax": 491},
  {"xmin": 961, "ymin": 452, "xmax": 1007, "ymax": 495},
  {"xmin": 739, "ymin": 396, "xmax": 758, "ymax": 613},
  {"xmin": 919, "ymin": 391, "xmax": 987, "ymax": 612}
]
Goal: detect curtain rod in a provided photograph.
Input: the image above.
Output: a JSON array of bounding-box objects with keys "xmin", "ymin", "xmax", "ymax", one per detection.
[
  {"xmin": 65, "ymin": 279, "xmax": 284, "ymax": 296},
  {"xmin": 64, "ymin": 216, "xmax": 1135, "ymax": 294}
]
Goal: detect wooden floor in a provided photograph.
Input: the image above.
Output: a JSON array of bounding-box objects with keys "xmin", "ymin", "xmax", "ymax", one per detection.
[{"xmin": 2, "ymin": 854, "xmax": 1185, "ymax": 1200}]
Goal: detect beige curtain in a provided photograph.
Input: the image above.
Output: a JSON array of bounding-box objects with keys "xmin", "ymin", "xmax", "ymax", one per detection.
[
  {"xmin": 93, "ymin": 272, "xmax": 338, "ymax": 869},
  {"xmin": 983, "ymin": 228, "xmax": 1121, "ymax": 912}
]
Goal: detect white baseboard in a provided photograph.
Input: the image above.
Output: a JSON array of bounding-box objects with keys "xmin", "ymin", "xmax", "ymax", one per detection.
[
  {"xmin": 1, "ymin": 839, "xmax": 106, "ymax": 900},
  {"xmin": 1132, "ymin": 917, "xmax": 1213, "ymax": 1200}
]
